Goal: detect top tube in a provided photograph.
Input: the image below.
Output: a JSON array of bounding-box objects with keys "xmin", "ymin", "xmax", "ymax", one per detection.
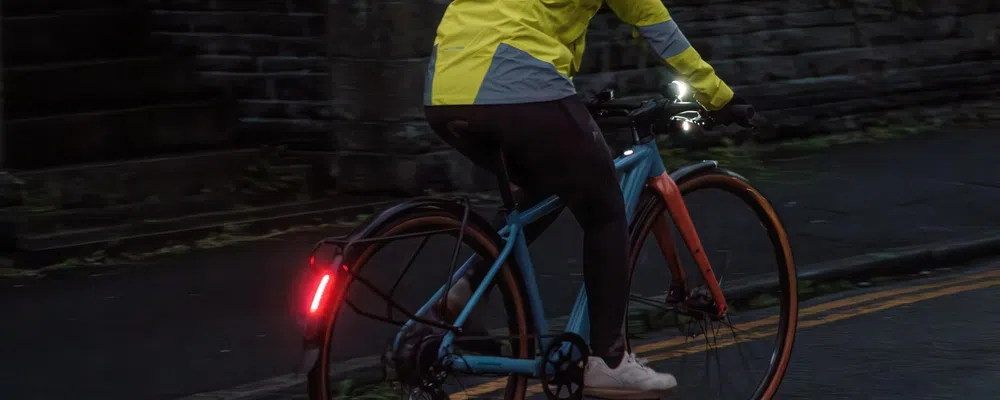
[{"xmin": 508, "ymin": 140, "xmax": 665, "ymax": 228}]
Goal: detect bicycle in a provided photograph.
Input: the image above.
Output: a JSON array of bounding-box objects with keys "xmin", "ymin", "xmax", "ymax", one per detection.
[{"xmin": 298, "ymin": 84, "xmax": 799, "ymax": 400}]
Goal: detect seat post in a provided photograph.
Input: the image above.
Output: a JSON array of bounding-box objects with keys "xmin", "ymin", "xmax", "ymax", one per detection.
[{"xmin": 494, "ymin": 151, "xmax": 518, "ymax": 212}]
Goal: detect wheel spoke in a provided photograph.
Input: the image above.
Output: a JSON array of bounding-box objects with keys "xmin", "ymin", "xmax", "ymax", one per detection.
[{"xmin": 305, "ymin": 207, "xmax": 538, "ymax": 400}]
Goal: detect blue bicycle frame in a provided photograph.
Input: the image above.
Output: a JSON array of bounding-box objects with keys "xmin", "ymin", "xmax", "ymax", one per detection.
[{"xmin": 391, "ymin": 138, "xmax": 669, "ymax": 377}]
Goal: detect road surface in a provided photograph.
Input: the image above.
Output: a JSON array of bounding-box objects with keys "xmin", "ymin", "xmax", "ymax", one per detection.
[{"xmin": 3, "ymin": 129, "xmax": 1000, "ymax": 399}]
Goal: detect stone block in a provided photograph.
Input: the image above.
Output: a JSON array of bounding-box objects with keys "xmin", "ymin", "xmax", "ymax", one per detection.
[
  {"xmin": 690, "ymin": 26, "xmax": 857, "ymax": 59},
  {"xmin": 239, "ymin": 99, "xmax": 334, "ymax": 120},
  {"xmin": 4, "ymin": 10, "xmax": 147, "ymax": 65},
  {"xmin": 330, "ymin": 57, "xmax": 427, "ymax": 121},
  {"xmin": 199, "ymin": 72, "xmax": 328, "ymax": 101},
  {"xmin": 195, "ymin": 55, "xmax": 257, "ymax": 72},
  {"xmin": 711, "ymin": 55, "xmax": 812, "ymax": 86},
  {"xmin": 739, "ymin": 60, "xmax": 1000, "ymax": 112},
  {"xmin": 761, "ymin": 81, "xmax": 1000, "ymax": 137},
  {"xmin": 152, "ymin": 10, "xmax": 326, "ymax": 37},
  {"xmin": 391, "ymin": 149, "xmax": 494, "ymax": 195},
  {"xmin": 331, "ymin": 121, "xmax": 446, "ymax": 154},
  {"xmin": 259, "ymin": 56, "xmax": 328, "ymax": 73},
  {"xmin": 679, "ymin": 10, "xmax": 856, "ymax": 37},
  {"xmin": 336, "ymin": 152, "xmax": 395, "ymax": 193},
  {"xmin": 5, "ymin": 102, "xmax": 232, "ymax": 169},
  {"xmin": 332, "ymin": 121, "xmax": 386, "ymax": 152},
  {"xmin": 578, "ymin": 41, "xmax": 660, "ymax": 75},
  {"xmin": 238, "ymin": 118, "xmax": 337, "ymax": 150},
  {"xmin": 668, "ymin": 0, "xmax": 837, "ymax": 22},
  {"xmin": 147, "ymin": 0, "xmax": 321, "ymax": 13},
  {"xmin": 447, "ymin": 154, "xmax": 495, "ymax": 192},
  {"xmin": 851, "ymin": 0, "xmax": 897, "ymax": 22},
  {"xmin": 152, "ymin": 32, "xmax": 323, "ymax": 57},
  {"xmin": 327, "ymin": 0, "xmax": 446, "ymax": 58},
  {"xmin": 394, "ymin": 150, "xmax": 454, "ymax": 195},
  {"xmin": 905, "ymin": 0, "xmax": 999, "ymax": 16},
  {"xmin": 959, "ymin": 13, "xmax": 1000, "ymax": 41},
  {"xmin": 385, "ymin": 122, "xmax": 445, "ymax": 155},
  {"xmin": 857, "ymin": 15, "xmax": 963, "ymax": 46},
  {"xmin": 714, "ymin": 35, "xmax": 996, "ymax": 88},
  {"xmin": 574, "ymin": 68, "xmax": 676, "ymax": 100}
]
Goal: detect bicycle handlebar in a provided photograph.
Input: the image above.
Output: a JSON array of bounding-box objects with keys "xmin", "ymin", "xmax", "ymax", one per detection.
[{"xmin": 587, "ymin": 92, "xmax": 765, "ymax": 146}]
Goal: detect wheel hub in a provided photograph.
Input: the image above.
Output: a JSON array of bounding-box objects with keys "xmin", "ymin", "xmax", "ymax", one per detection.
[{"xmin": 391, "ymin": 332, "xmax": 448, "ymax": 389}]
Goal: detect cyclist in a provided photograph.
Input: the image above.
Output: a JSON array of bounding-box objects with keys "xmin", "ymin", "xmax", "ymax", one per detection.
[{"xmin": 420, "ymin": 1, "xmax": 755, "ymax": 397}]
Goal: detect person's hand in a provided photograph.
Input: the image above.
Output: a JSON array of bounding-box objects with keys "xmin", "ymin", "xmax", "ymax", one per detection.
[{"xmin": 707, "ymin": 94, "xmax": 756, "ymax": 127}]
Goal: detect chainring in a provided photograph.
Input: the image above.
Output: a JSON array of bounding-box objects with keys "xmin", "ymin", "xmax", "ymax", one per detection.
[{"xmin": 540, "ymin": 332, "xmax": 590, "ymax": 400}]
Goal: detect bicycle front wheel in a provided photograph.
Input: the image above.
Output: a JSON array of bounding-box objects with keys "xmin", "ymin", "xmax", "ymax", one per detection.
[
  {"xmin": 305, "ymin": 200, "xmax": 537, "ymax": 400},
  {"xmin": 626, "ymin": 168, "xmax": 798, "ymax": 399}
]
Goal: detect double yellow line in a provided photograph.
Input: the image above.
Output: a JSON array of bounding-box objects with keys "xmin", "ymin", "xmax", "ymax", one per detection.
[{"xmin": 451, "ymin": 269, "xmax": 1000, "ymax": 399}]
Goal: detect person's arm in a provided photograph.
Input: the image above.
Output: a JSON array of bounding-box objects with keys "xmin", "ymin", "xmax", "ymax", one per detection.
[{"xmin": 603, "ymin": 0, "xmax": 733, "ymax": 111}]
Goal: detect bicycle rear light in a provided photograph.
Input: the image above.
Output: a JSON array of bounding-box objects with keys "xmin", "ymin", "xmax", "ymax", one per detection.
[
  {"xmin": 303, "ymin": 248, "xmax": 348, "ymax": 317},
  {"xmin": 308, "ymin": 273, "xmax": 332, "ymax": 314}
]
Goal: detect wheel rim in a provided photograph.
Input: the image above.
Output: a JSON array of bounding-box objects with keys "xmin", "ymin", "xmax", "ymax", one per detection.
[
  {"xmin": 625, "ymin": 173, "xmax": 798, "ymax": 400},
  {"xmin": 309, "ymin": 213, "xmax": 534, "ymax": 400}
]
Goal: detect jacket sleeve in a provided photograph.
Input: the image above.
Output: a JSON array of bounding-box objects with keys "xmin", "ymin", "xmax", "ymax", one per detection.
[{"xmin": 603, "ymin": 0, "xmax": 733, "ymax": 110}]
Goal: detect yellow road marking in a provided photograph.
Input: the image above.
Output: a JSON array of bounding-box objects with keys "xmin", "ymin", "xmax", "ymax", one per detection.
[
  {"xmin": 450, "ymin": 269, "xmax": 1000, "ymax": 399},
  {"xmin": 634, "ymin": 268, "xmax": 1000, "ymax": 354},
  {"xmin": 643, "ymin": 276, "xmax": 1000, "ymax": 363}
]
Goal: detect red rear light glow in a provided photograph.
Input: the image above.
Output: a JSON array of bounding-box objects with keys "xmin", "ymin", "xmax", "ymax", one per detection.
[{"xmin": 309, "ymin": 274, "xmax": 332, "ymax": 314}]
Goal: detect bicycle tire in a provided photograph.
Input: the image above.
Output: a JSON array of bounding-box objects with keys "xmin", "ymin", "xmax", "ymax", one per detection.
[
  {"xmin": 305, "ymin": 200, "xmax": 537, "ymax": 400},
  {"xmin": 627, "ymin": 168, "xmax": 798, "ymax": 400}
]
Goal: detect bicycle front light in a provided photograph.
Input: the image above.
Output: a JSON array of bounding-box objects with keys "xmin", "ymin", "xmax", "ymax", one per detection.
[
  {"xmin": 670, "ymin": 112, "xmax": 701, "ymax": 136},
  {"xmin": 670, "ymin": 80, "xmax": 691, "ymax": 101}
]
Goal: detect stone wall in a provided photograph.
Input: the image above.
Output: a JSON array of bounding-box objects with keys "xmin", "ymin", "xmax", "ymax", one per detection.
[
  {"xmin": 571, "ymin": 0, "xmax": 1000, "ymax": 138},
  {"xmin": 151, "ymin": 0, "xmax": 1000, "ymax": 195},
  {"xmin": 147, "ymin": 0, "xmax": 331, "ymax": 149},
  {"xmin": 1, "ymin": 0, "xmax": 5, "ymax": 169},
  {"xmin": 324, "ymin": 1, "xmax": 458, "ymax": 195}
]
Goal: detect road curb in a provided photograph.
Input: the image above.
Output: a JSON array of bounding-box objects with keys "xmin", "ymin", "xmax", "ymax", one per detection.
[
  {"xmin": 3, "ymin": 196, "xmax": 506, "ymax": 279},
  {"xmin": 724, "ymin": 232, "xmax": 1000, "ymax": 306},
  {"xmin": 4, "ymin": 199, "xmax": 402, "ymax": 273}
]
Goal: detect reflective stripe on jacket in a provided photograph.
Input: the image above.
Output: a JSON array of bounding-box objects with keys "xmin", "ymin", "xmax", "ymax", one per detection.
[{"xmin": 424, "ymin": 0, "xmax": 734, "ymax": 110}]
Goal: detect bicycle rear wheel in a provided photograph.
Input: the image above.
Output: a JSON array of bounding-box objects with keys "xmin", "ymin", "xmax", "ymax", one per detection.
[
  {"xmin": 305, "ymin": 200, "xmax": 537, "ymax": 400},
  {"xmin": 626, "ymin": 169, "xmax": 798, "ymax": 399}
]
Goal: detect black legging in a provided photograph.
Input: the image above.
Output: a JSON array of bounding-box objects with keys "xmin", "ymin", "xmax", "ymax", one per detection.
[{"xmin": 425, "ymin": 95, "xmax": 628, "ymax": 363}]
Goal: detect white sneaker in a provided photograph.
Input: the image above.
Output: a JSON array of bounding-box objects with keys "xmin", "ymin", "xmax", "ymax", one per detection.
[{"xmin": 583, "ymin": 352, "xmax": 678, "ymax": 399}]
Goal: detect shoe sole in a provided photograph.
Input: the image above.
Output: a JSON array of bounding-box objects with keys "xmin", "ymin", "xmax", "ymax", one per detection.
[{"xmin": 582, "ymin": 387, "xmax": 676, "ymax": 400}]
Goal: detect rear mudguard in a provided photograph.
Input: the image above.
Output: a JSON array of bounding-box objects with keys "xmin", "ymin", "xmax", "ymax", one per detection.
[{"xmin": 296, "ymin": 196, "xmax": 501, "ymax": 373}]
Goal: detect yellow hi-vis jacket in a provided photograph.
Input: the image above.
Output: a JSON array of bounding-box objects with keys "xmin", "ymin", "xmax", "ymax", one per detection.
[{"xmin": 424, "ymin": 0, "xmax": 734, "ymax": 111}]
